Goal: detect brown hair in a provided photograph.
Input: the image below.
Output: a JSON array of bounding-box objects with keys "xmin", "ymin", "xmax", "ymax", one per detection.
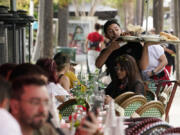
[
  {"xmin": 53, "ymin": 52, "xmax": 70, "ymax": 72},
  {"xmin": 11, "ymin": 76, "xmax": 47, "ymax": 100},
  {"xmin": 95, "ymin": 23, "xmax": 101, "ymax": 31},
  {"xmin": 115, "ymin": 54, "xmax": 142, "ymax": 86},
  {"xmin": 36, "ymin": 58, "xmax": 57, "ymax": 83}
]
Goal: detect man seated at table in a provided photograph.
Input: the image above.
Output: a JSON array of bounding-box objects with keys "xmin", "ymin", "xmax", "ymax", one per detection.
[
  {"xmin": 10, "ymin": 75, "xmax": 60, "ymax": 135},
  {"xmin": 10, "ymin": 75, "xmax": 100, "ymax": 135}
]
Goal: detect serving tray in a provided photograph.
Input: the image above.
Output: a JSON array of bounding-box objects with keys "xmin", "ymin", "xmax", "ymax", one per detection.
[{"xmin": 116, "ymin": 35, "xmax": 180, "ymax": 44}]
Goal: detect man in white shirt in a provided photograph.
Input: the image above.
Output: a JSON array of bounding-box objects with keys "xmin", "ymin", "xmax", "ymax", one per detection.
[{"xmin": 0, "ymin": 76, "xmax": 22, "ymax": 135}]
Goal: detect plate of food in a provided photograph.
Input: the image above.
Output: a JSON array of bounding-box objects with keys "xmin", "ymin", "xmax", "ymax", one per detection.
[
  {"xmin": 140, "ymin": 35, "xmax": 161, "ymax": 42},
  {"xmin": 121, "ymin": 36, "xmax": 139, "ymax": 41},
  {"xmin": 160, "ymin": 32, "xmax": 180, "ymax": 43}
]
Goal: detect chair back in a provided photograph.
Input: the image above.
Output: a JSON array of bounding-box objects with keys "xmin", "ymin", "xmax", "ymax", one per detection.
[
  {"xmin": 133, "ymin": 101, "xmax": 165, "ymax": 119},
  {"xmin": 126, "ymin": 117, "xmax": 162, "ymax": 135},
  {"xmin": 115, "ymin": 91, "xmax": 136, "ymax": 106},
  {"xmin": 145, "ymin": 80, "xmax": 180, "ymax": 121},
  {"xmin": 156, "ymin": 80, "xmax": 180, "ymax": 121},
  {"xmin": 136, "ymin": 121, "xmax": 171, "ymax": 135},
  {"xmin": 120, "ymin": 95, "xmax": 147, "ymax": 117},
  {"xmin": 58, "ymin": 98, "xmax": 89, "ymax": 119},
  {"xmin": 58, "ymin": 99, "xmax": 77, "ymax": 118}
]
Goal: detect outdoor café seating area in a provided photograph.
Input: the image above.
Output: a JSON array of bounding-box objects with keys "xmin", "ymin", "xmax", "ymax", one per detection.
[
  {"xmin": 1, "ymin": 0, "xmax": 180, "ymax": 135},
  {"xmin": 57, "ymin": 71, "xmax": 180, "ymax": 134}
]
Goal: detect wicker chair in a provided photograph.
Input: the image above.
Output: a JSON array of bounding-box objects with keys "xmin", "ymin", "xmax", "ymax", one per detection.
[
  {"xmin": 132, "ymin": 101, "xmax": 165, "ymax": 119},
  {"xmin": 58, "ymin": 98, "xmax": 89, "ymax": 119},
  {"xmin": 137, "ymin": 121, "xmax": 171, "ymax": 135},
  {"xmin": 145, "ymin": 80, "xmax": 180, "ymax": 121},
  {"xmin": 160, "ymin": 127, "xmax": 180, "ymax": 135},
  {"xmin": 126, "ymin": 117, "xmax": 163, "ymax": 135},
  {"xmin": 120, "ymin": 95, "xmax": 147, "ymax": 117},
  {"xmin": 158, "ymin": 85, "xmax": 173, "ymax": 106},
  {"xmin": 115, "ymin": 91, "xmax": 136, "ymax": 106},
  {"xmin": 156, "ymin": 80, "xmax": 180, "ymax": 121}
]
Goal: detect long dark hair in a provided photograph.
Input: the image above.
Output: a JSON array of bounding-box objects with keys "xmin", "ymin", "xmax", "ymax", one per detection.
[{"xmin": 115, "ymin": 54, "xmax": 142, "ymax": 87}]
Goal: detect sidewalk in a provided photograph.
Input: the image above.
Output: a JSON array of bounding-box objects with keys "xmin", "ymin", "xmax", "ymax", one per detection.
[{"xmin": 169, "ymin": 86, "xmax": 180, "ymax": 126}]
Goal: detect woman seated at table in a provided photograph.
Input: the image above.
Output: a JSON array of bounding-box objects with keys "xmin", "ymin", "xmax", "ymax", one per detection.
[
  {"xmin": 54, "ymin": 52, "xmax": 84, "ymax": 90},
  {"xmin": 36, "ymin": 58, "xmax": 70, "ymax": 107},
  {"xmin": 105, "ymin": 54, "xmax": 145, "ymax": 100}
]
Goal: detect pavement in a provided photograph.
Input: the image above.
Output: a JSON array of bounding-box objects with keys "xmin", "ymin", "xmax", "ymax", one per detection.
[
  {"xmin": 169, "ymin": 87, "xmax": 180, "ymax": 126},
  {"xmin": 75, "ymin": 53, "xmax": 180, "ymax": 127},
  {"xmin": 169, "ymin": 74, "xmax": 180, "ymax": 126}
]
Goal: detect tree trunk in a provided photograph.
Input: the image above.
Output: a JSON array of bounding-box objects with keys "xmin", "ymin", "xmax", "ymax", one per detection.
[
  {"xmin": 123, "ymin": 0, "xmax": 135, "ymax": 29},
  {"xmin": 58, "ymin": 5, "xmax": 68, "ymax": 47},
  {"xmin": 135, "ymin": 0, "xmax": 144, "ymax": 26},
  {"xmin": 153, "ymin": 0, "xmax": 163, "ymax": 34},
  {"xmin": 43, "ymin": 0, "xmax": 53, "ymax": 58},
  {"xmin": 173, "ymin": 0, "xmax": 180, "ymax": 79},
  {"xmin": 32, "ymin": 0, "xmax": 44, "ymax": 61}
]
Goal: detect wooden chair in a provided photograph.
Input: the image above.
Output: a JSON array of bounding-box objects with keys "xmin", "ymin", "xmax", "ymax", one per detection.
[
  {"xmin": 132, "ymin": 101, "xmax": 165, "ymax": 119},
  {"xmin": 156, "ymin": 80, "xmax": 180, "ymax": 121},
  {"xmin": 115, "ymin": 91, "xmax": 136, "ymax": 105},
  {"xmin": 120, "ymin": 95, "xmax": 147, "ymax": 117},
  {"xmin": 145, "ymin": 80, "xmax": 180, "ymax": 121}
]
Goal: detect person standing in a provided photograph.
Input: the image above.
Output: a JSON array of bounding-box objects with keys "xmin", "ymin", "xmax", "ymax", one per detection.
[
  {"xmin": 95, "ymin": 19, "xmax": 149, "ymax": 91},
  {"xmin": 85, "ymin": 23, "xmax": 104, "ymax": 73}
]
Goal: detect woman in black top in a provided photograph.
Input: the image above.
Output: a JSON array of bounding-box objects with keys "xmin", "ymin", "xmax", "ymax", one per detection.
[{"xmin": 105, "ymin": 54, "xmax": 145, "ymax": 99}]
